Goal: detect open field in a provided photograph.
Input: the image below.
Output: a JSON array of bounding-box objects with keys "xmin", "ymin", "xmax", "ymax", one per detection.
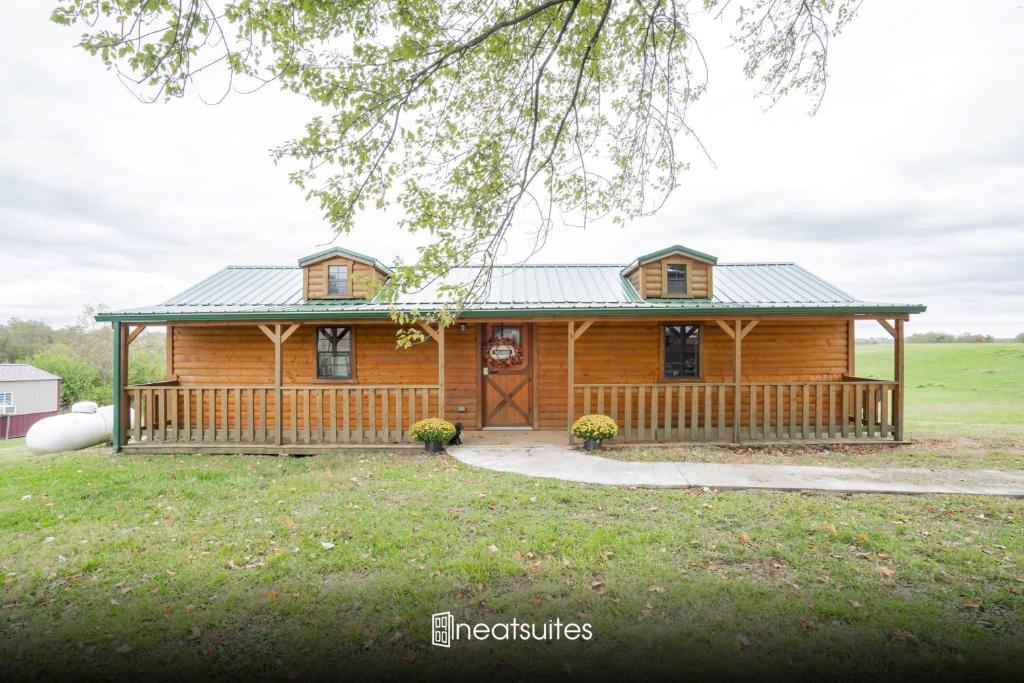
[
  {"xmin": 1, "ymin": 344, "xmax": 1022, "ymax": 679},
  {"xmin": 857, "ymin": 343, "xmax": 1024, "ymax": 438}
]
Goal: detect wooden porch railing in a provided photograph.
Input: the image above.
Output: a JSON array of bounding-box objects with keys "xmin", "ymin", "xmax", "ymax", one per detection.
[
  {"xmin": 574, "ymin": 380, "xmax": 899, "ymax": 443},
  {"xmin": 125, "ymin": 384, "xmax": 441, "ymax": 446}
]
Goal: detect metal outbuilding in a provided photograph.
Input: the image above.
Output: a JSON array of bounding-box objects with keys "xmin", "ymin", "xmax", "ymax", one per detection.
[{"xmin": 0, "ymin": 364, "xmax": 61, "ymax": 439}]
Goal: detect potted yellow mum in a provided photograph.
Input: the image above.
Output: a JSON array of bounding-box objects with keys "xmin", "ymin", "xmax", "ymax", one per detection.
[
  {"xmin": 409, "ymin": 418, "xmax": 456, "ymax": 453},
  {"xmin": 571, "ymin": 414, "xmax": 618, "ymax": 451}
]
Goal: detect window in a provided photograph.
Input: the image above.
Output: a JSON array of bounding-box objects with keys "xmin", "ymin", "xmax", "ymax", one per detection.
[
  {"xmin": 0, "ymin": 393, "xmax": 11, "ymax": 405},
  {"xmin": 666, "ymin": 263, "xmax": 687, "ymax": 296},
  {"xmin": 316, "ymin": 327, "xmax": 352, "ymax": 379},
  {"xmin": 663, "ymin": 325, "xmax": 701, "ymax": 378},
  {"xmin": 327, "ymin": 265, "xmax": 348, "ymax": 296}
]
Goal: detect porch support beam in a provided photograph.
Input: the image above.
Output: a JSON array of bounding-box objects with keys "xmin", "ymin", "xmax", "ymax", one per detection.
[
  {"xmin": 894, "ymin": 318, "xmax": 905, "ymax": 441},
  {"xmin": 280, "ymin": 323, "xmax": 301, "ymax": 344},
  {"xmin": 567, "ymin": 321, "xmax": 575, "ymax": 444},
  {"xmin": 112, "ymin": 322, "xmax": 129, "ymax": 453},
  {"xmin": 739, "ymin": 320, "xmax": 759, "ymax": 340},
  {"xmin": 733, "ymin": 320, "xmax": 742, "ymax": 443},
  {"xmin": 126, "ymin": 325, "xmax": 146, "ymax": 346},
  {"xmin": 572, "ymin": 320, "xmax": 593, "ymax": 341},
  {"xmin": 715, "ymin": 319, "xmax": 736, "ymax": 340},
  {"xmin": 165, "ymin": 325, "xmax": 175, "ymax": 381},
  {"xmin": 438, "ymin": 324, "xmax": 445, "ymax": 417},
  {"xmin": 274, "ymin": 324, "xmax": 283, "ymax": 446},
  {"xmin": 877, "ymin": 319, "xmax": 897, "ymax": 338},
  {"xmin": 417, "ymin": 322, "xmax": 445, "ymax": 417},
  {"xmin": 847, "ymin": 320, "xmax": 856, "ymax": 376},
  {"xmin": 418, "ymin": 322, "xmax": 439, "ymax": 343}
]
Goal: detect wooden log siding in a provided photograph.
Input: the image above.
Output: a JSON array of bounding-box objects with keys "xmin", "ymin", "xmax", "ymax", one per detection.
[
  {"xmin": 126, "ymin": 385, "xmax": 440, "ymax": 445},
  {"xmin": 171, "ymin": 324, "xmax": 439, "ymax": 385},
  {"xmin": 541, "ymin": 318, "xmax": 852, "ymax": 429}
]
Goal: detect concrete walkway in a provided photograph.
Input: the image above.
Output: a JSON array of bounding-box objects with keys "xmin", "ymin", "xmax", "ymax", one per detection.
[{"xmin": 450, "ymin": 445, "xmax": 1024, "ymax": 496}]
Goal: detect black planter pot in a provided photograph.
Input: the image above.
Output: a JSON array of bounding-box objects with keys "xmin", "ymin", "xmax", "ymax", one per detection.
[
  {"xmin": 424, "ymin": 441, "xmax": 445, "ymax": 453},
  {"xmin": 583, "ymin": 438, "xmax": 601, "ymax": 451}
]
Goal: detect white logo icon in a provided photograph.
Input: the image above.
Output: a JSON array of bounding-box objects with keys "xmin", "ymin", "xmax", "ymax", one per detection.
[{"xmin": 431, "ymin": 611, "xmax": 454, "ymax": 648}]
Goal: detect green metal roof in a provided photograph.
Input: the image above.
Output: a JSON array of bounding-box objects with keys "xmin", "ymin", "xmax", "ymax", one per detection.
[
  {"xmin": 297, "ymin": 246, "xmax": 392, "ymax": 274},
  {"xmin": 95, "ymin": 262, "xmax": 926, "ymax": 322}
]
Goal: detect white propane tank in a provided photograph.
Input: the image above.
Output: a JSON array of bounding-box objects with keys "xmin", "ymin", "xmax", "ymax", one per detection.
[{"xmin": 26, "ymin": 405, "xmax": 130, "ymax": 454}]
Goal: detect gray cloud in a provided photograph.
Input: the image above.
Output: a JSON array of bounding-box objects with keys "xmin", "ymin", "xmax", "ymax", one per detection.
[{"xmin": 1, "ymin": 0, "xmax": 1022, "ymax": 336}]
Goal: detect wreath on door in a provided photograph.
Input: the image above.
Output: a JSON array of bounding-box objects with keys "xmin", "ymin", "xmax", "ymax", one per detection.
[{"xmin": 483, "ymin": 336, "xmax": 523, "ymax": 368}]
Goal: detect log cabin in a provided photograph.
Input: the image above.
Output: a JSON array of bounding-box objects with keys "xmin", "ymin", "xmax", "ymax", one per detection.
[{"xmin": 96, "ymin": 244, "xmax": 925, "ymax": 453}]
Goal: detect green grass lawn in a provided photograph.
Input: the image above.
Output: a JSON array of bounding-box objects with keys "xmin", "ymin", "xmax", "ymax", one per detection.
[
  {"xmin": 1, "ymin": 447, "xmax": 1022, "ymax": 680},
  {"xmin": 1, "ymin": 343, "xmax": 1022, "ymax": 679},
  {"xmin": 0, "ymin": 437, "xmax": 26, "ymax": 449}
]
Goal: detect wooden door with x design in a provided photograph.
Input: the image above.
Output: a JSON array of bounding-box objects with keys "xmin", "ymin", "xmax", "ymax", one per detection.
[{"xmin": 481, "ymin": 323, "xmax": 532, "ymax": 427}]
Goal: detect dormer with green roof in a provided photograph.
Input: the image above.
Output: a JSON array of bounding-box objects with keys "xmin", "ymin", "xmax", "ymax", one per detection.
[
  {"xmin": 299, "ymin": 246, "xmax": 391, "ymax": 300},
  {"xmin": 621, "ymin": 245, "xmax": 718, "ymax": 299}
]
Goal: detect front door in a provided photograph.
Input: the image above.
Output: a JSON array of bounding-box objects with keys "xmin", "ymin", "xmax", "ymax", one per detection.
[{"xmin": 481, "ymin": 323, "xmax": 532, "ymax": 427}]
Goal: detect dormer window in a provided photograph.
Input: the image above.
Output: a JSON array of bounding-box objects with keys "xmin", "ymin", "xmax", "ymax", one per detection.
[
  {"xmin": 299, "ymin": 246, "xmax": 390, "ymax": 300},
  {"xmin": 666, "ymin": 264, "xmax": 687, "ymax": 296},
  {"xmin": 327, "ymin": 265, "xmax": 349, "ymax": 296},
  {"xmin": 621, "ymin": 245, "xmax": 716, "ymax": 299}
]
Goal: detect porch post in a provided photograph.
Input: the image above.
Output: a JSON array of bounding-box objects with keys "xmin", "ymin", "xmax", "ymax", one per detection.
[
  {"xmin": 112, "ymin": 321, "xmax": 129, "ymax": 453},
  {"xmin": 733, "ymin": 319, "xmax": 742, "ymax": 444},
  {"xmin": 894, "ymin": 318, "xmax": 905, "ymax": 441},
  {"xmin": 438, "ymin": 323, "xmax": 446, "ymax": 418},
  {"xmin": 567, "ymin": 321, "xmax": 575, "ymax": 445},
  {"xmin": 847, "ymin": 320, "xmax": 856, "ymax": 376},
  {"xmin": 274, "ymin": 324, "xmax": 283, "ymax": 446}
]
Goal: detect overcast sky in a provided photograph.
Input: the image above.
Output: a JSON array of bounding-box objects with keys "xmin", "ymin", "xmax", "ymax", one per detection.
[{"xmin": 1, "ymin": 1, "xmax": 1022, "ymax": 336}]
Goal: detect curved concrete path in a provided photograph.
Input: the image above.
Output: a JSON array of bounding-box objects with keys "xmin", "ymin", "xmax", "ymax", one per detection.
[{"xmin": 450, "ymin": 445, "xmax": 1024, "ymax": 496}]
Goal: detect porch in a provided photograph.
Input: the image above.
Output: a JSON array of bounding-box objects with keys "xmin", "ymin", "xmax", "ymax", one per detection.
[{"xmin": 113, "ymin": 320, "xmax": 905, "ymax": 453}]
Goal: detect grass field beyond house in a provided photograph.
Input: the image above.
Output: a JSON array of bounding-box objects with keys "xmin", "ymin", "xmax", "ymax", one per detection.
[
  {"xmin": 1, "ymin": 343, "xmax": 1022, "ymax": 680},
  {"xmin": 857, "ymin": 343, "xmax": 1024, "ymax": 437}
]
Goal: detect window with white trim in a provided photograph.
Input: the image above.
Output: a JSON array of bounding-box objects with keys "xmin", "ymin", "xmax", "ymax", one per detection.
[
  {"xmin": 0, "ymin": 393, "xmax": 12, "ymax": 406},
  {"xmin": 666, "ymin": 264, "xmax": 687, "ymax": 295},
  {"xmin": 327, "ymin": 265, "xmax": 349, "ymax": 296}
]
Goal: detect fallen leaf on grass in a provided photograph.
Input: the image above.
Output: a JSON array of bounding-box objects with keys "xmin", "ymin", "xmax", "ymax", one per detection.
[
  {"xmin": 648, "ymin": 585, "xmax": 665, "ymax": 593},
  {"xmin": 320, "ymin": 542, "xmax": 335, "ymax": 550},
  {"xmin": 961, "ymin": 599, "xmax": 982, "ymax": 610},
  {"xmin": 487, "ymin": 544, "xmax": 498, "ymax": 553},
  {"xmin": 188, "ymin": 626, "xmax": 202, "ymax": 641},
  {"xmin": 878, "ymin": 566, "xmax": 896, "ymax": 577},
  {"xmin": 890, "ymin": 628, "xmax": 919, "ymax": 645},
  {"xmin": 116, "ymin": 644, "xmax": 133, "ymax": 654},
  {"xmin": 733, "ymin": 635, "xmax": 751, "ymax": 650}
]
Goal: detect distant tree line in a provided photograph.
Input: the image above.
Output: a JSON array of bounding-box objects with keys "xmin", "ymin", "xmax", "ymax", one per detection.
[
  {"xmin": 860, "ymin": 332, "xmax": 1024, "ymax": 345},
  {"xmin": 907, "ymin": 332, "xmax": 1018, "ymax": 344},
  {"xmin": 0, "ymin": 307, "xmax": 165, "ymax": 407}
]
